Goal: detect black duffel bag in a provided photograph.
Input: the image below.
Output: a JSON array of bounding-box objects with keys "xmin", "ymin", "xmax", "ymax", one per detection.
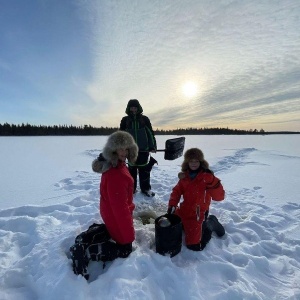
[{"xmin": 69, "ymin": 223, "xmax": 111, "ymax": 279}]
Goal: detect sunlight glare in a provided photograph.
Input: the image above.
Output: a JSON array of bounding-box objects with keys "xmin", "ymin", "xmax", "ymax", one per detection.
[{"xmin": 182, "ymin": 81, "xmax": 198, "ymax": 98}]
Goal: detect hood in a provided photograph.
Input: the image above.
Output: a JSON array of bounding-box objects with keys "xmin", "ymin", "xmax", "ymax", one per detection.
[
  {"xmin": 92, "ymin": 131, "xmax": 138, "ymax": 173},
  {"xmin": 125, "ymin": 99, "xmax": 143, "ymax": 115}
]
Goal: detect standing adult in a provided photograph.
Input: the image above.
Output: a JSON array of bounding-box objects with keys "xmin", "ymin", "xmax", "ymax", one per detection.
[{"xmin": 120, "ymin": 99, "xmax": 157, "ymax": 197}]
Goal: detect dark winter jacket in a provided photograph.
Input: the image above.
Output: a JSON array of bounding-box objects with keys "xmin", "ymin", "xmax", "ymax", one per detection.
[
  {"xmin": 120, "ymin": 99, "xmax": 156, "ymax": 166},
  {"xmin": 169, "ymin": 169, "xmax": 225, "ymax": 245}
]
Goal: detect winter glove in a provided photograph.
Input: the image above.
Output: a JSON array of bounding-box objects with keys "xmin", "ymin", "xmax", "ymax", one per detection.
[
  {"xmin": 97, "ymin": 153, "xmax": 106, "ymax": 162},
  {"xmin": 167, "ymin": 206, "xmax": 176, "ymax": 214},
  {"xmin": 148, "ymin": 156, "xmax": 158, "ymax": 168}
]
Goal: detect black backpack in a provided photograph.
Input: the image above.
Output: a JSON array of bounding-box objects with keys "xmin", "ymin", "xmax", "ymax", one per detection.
[
  {"xmin": 74, "ymin": 223, "xmax": 110, "ymax": 246},
  {"xmin": 69, "ymin": 223, "xmax": 111, "ymax": 280}
]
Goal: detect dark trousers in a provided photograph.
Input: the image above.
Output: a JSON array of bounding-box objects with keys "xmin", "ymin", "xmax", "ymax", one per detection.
[{"xmin": 128, "ymin": 165, "xmax": 151, "ymax": 192}]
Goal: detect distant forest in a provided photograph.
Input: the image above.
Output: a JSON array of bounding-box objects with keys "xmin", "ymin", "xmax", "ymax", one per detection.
[{"xmin": 0, "ymin": 123, "xmax": 298, "ymax": 136}]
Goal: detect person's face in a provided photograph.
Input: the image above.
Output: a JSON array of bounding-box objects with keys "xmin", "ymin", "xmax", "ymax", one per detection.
[
  {"xmin": 130, "ymin": 106, "xmax": 138, "ymax": 114},
  {"xmin": 188, "ymin": 159, "xmax": 200, "ymax": 171},
  {"xmin": 116, "ymin": 148, "xmax": 128, "ymax": 162}
]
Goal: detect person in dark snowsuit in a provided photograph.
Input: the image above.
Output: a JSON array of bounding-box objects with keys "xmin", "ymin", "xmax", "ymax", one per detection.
[
  {"xmin": 120, "ymin": 99, "xmax": 157, "ymax": 197},
  {"xmin": 167, "ymin": 148, "xmax": 226, "ymax": 251}
]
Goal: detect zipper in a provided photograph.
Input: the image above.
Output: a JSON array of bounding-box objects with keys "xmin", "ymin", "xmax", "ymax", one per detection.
[
  {"xmin": 196, "ymin": 205, "xmax": 200, "ymax": 221},
  {"xmin": 133, "ymin": 116, "xmax": 138, "ymax": 142}
]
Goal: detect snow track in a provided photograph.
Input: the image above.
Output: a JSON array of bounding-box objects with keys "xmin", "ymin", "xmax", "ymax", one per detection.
[{"xmin": 0, "ymin": 139, "xmax": 299, "ymax": 299}]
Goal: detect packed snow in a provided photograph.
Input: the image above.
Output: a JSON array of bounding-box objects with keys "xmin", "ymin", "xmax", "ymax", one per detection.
[{"xmin": 0, "ymin": 135, "xmax": 299, "ymax": 300}]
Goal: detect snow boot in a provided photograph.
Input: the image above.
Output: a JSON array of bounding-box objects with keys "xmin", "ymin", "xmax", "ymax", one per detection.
[
  {"xmin": 199, "ymin": 221, "xmax": 212, "ymax": 250},
  {"xmin": 206, "ymin": 215, "xmax": 225, "ymax": 237},
  {"xmin": 142, "ymin": 190, "xmax": 155, "ymax": 197}
]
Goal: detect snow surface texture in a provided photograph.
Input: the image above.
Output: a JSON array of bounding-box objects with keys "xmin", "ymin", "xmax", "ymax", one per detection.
[{"xmin": 0, "ymin": 135, "xmax": 299, "ymax": 300}]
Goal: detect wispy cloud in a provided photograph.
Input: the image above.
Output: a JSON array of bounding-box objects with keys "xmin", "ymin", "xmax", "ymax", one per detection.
[
  {"xmin": 76, "ymin": 0, "xmax": 300, "ymax": 130},
  {"xmin": 150, "ymin": 63, "xmax": 300, "ymax": 130}
]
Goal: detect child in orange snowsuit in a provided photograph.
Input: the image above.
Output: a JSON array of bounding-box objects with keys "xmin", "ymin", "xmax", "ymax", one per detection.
[{"xmin": 168, "ymin": 148, "xmax": 225, "ymax": 251}]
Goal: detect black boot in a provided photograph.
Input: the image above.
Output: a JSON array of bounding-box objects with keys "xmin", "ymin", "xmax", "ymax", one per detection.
[
  {"xmin": 200, "ymin": 222, "xmax": 212, "ymax": 250},
  {"xmin": 141, "ymin": 190, "xmax": 155, "ymax": 197},
  {"xmin": 206, "ymin": 215, "xmax": 225, "ymax": 237},
  {"xmin": 117, "ymin": 243, "xmax": 132, "ymax": 258}
]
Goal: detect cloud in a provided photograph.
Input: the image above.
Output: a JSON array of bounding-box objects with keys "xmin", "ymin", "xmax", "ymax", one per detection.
[
  {"xmin": 150, "ymin": 64, "xmax": 300, "ymax": 130},
  {"xmin": 75, "ymin": 0, "xmax": 300, "ymax": 131},
  {"xmin": 1, "ymin": 1, "xmax": 299, "ymax": 131}
]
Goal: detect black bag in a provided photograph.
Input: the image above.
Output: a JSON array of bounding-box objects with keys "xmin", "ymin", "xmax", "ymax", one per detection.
[
  {"xmin": 75, "ymin": 223, "xmax": 110, "ymax": 246},
  {"xmin": 70, "ymin": 223, "xmax": 111, "ymax": 279}
]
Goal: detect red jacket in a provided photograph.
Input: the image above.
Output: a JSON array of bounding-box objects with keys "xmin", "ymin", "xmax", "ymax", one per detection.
[
  {"xmin": 169, "ymin": 170, "xmax": 224, "ymax": 245},
  {"xmin": 100, "ymin": 162, "xmax": 135, "ymax": 244}
]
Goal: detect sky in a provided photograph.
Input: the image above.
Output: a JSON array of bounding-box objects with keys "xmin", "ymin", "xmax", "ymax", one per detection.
[
  {"xmin": 0, "ymin": 135, "xmax": 299, "ymax": 299},
  {"xmin": 0, "ymin": 0, "xmax": 300, "ymax": 132}
]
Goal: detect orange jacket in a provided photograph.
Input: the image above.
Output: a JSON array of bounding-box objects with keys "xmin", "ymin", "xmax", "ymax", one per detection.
[
  {"xmin": 100, "ymin": 162, "xmax": 135, "ymax": 244},
  {"xmin": 168, "ymin": 170, "xmax": 225, "ymax": 245}
]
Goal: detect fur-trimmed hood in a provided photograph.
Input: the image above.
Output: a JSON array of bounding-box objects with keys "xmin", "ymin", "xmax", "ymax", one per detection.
[
  {"xmin": 92, "ymin": 131, "xmax": 138, "ymax": 173},
  {"xmin": 181, "ymin": 148, "xmax": 209, "ymax": 172}
]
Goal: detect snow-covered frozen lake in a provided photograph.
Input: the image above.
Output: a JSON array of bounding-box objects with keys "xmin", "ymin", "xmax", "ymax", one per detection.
[{"xmin": 0, "ymin": 135, "xmax": 299, "ymax": 299}]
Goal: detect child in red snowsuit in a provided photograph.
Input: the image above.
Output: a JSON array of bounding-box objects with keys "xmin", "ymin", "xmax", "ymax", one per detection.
[
  {"xmin": 168, "ymin": 148, "xmax": 225, "ymax": 251},
  {"xmin": 71, "ymin": 131, "xmax": 139, "ymax": 280},
  {"xmin": 92, "ymin": 130, "xmax": 139, "ymax": 257}
]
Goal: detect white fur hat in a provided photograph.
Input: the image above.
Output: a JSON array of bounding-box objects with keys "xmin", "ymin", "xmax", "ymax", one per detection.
[{"xmin": 92, "ymin": 130, "xmax": 138, "ymax": 173}]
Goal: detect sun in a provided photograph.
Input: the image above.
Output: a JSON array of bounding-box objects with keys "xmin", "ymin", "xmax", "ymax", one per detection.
[{"xmin": 182, "ymin": 81, "xmax": 198, "ymax": 98}]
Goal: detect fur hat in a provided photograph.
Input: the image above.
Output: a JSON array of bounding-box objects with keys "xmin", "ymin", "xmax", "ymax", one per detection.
[
  {"xmin": 181, "ymin": 148, "xmax": 209, "ymax": 172},
  {"xmin": 92, "ymin": 131, "xmax": 138, "ymax": 173}
]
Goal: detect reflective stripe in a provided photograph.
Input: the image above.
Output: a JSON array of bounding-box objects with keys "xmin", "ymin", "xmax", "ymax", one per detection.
[
  {"xmin": 86, "ymin": 243, "xmax": 103, "ymax": 260},
  {"xmin": 196, "ymin": 205, "xmax": 200, "ymax": 221}
]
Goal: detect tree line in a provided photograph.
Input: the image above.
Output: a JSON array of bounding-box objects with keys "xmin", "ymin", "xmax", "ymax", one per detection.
[
  {"xmin": 0, "ymin": 123, "xmax": 115, "ymax": 136},
  {"xmin": 0, "ymin": 123, "xmax": 298, "ymax": 136}
]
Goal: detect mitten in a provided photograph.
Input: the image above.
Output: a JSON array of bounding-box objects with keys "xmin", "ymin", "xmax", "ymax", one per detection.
[
  {"xmin": 167, "ymin": 206, "xmax": 176, "ymax": 214},
  {"xmin": 97, "ymin": 153, "xmax": 106, "ymax": 162}
]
